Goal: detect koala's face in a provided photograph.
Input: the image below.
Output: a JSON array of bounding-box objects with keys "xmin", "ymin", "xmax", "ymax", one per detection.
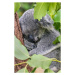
[
  {"xmin": 35, "ymin": 14, "xmax": 54, "ymax": 31},
  {"xmin": 23, "ymin": 29, "xmax": 40, "ymax": 43}
]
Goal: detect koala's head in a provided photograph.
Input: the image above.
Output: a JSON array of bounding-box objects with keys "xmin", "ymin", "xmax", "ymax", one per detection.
[
  {"xmin": 26, "ymin": 14, "xmax": 54, "ymax": 43},
  {"xmin": 23, "ymin": 29, "xmax": 40, "ymax": 43},
  {"xmin": 35, "ymin": 14, "xmax": 54, "ymax": 31}
]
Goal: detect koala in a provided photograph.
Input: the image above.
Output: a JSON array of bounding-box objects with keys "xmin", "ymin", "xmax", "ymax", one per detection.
[
  {"xmin": 19, "ymin": 8, "xmax": 61, "ymax": 72},
  {"xmin": 29, "ymin": 30, "xmax": 61, "ymax": 72},
  {"xmin": 19, "ymin": 8, "xmax": 54, "ymax": 50}
]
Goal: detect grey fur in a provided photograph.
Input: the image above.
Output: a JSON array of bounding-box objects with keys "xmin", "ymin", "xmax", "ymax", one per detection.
[
  {"xmin": 19, "ymin": 9, "xmax": 61, "ymax": 72},
  {"xmin": 19, "ymin": 9, "xmax": 54, "ymax": 45}
]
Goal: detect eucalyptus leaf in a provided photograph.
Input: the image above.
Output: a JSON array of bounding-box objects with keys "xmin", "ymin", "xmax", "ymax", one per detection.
[
  {"xmin": 53, "ymin": 9, "xmax": 61, "ymax": 23},
  {"xmin": 53, "ymin": 22, "xmax": 61, "ymax": 31},
  {"xmin": 53, "ymin": 35, "xmax": 61, "ymax": 44},
  {"xmin": 53, "ymin": 37, "xmax": 59, "ymax": 44},
  {"xmin": 55, "ymin": 3, "xmax": 61, "ymax": 12},
  {"xmin": 58, "ymin": 35, "xmax": 61, "ymax": 42},
  {"xmin": 17, "ymin": 67, "xmax": 29, "ymax": 73},
  {"xmin": 14, "ymin": 36, "xmax": 30, "ymax": 60},
  {"xmin": 44, "ymin": 68, "xmax": 54, "ymax": 73},
  {"xmin": 27, "ymin": 54, "xmax": 52, "ymax": 69},
  {"xmin": 14, "ymin": 3, "xmax": 20, "ymax": 13},
  {"xmin": 21, "ymin": 3, "xmax": 30, "ymax": 10},
  {"xmin": 49, "ymin": 2, "xmax": 57, "ymax": 18},
  {"xmin": 34, "ymin": 2, "xmax": 49, "ymax": 21}
]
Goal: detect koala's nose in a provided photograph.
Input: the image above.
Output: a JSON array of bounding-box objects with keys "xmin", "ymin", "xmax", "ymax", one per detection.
[
  {"xmin": 28, "ymin": 35, "xmax": 39, "ymax": 43},
  {"xmin": 28, "ymin": 35, "xmax": 35, "ymax": 43}
]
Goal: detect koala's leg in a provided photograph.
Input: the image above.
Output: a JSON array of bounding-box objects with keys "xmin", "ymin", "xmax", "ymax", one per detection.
[
  {"xmin": 29, "ymin": 43, "xmax": 60, "ymax": 56},
  {"xmin": 29, "ymin": 47, "xmax": 40, "ymax": 56}
]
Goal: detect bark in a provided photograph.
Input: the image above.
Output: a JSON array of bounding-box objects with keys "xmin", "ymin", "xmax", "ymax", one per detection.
[
  {"xmin": 14, "ymin": 12, "xmax": 32, "ymax": 72},
  {"xmin": 14, "ymin": 12, "xmax": 44, "ymax": 73}
]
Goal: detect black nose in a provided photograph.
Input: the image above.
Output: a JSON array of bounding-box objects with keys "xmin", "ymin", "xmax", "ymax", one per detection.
[{"xmin": 28, "ymin": 35, "xmax": 35, "ymax": 43}]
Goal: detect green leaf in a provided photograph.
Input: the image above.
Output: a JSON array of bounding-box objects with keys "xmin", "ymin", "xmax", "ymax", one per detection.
[
  {"xmin": 53, "ymin": 22, "xmax": 61, "ymax": 33},
  {"xmin": 44, "ymin": 68, "xmax": 54, "ymax": 73},
  {"xmin": 58, "ymin": 35, "xmax": 61, "ymax": 42},
  {"xmin": 31, "ymin": 67, "xmax": 37, "ymax": 73},
  {"xmin": 34, "ymin": 2, "xmax": 49, "ymax": 21},
  {"xmin": 14, "ymin": 36, "xmax": 30, "ymax": 60},
  {"xmin": 27, "ymin": 54, "xmax": 52, "ymax": 69},
  {"xmin": 57, "ymin": 70, "xmax": 61, "ymax": 73},
  {"xmin": 14, "ymin": 3, "xmax": 20, "ymax": 13},
  {"xmin": 53, "ymin": 35, "xmax": 61, "ymax": 44},
  {"xmin": 55, "ymin": 3, "xmax": 61, "ymax": 12},
  {"xmin": 53, "ymin": 37, "xmax": 59, "ymax": 44},
  {"xmin": 21, "ymin": 3, "xmax": 30, "ymax": 10},
  {"xmin": 53, "ymin": 22, "xmax": 61, "ymax": 31},
  {"xmin": 53, "ymin": 9, "xmax": 61, "ymax": 23},
  {"xmin": 17, "ymin": 67, "xmax": 29, "ymax": 73},
  {"xmin": 49, "ymin": 3, "xmax": 57, "ymax": 18}
]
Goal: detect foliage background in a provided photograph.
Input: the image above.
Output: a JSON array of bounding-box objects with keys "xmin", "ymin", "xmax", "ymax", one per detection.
[{"xmin": 17, "ymin": 2, "xmax": 35, "ymax": 18}]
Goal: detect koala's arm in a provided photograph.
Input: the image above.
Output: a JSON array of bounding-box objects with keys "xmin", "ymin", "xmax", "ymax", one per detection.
[
  {"xmin": 24, "ymin": 38, "xmax": 37, "ymax": 51},
  {"xmin": 29, "ymin": 28, "xmax": 61, "ymax": 56},
  {"xmin": 29, "ymin": 43, "xmax": 60, "ymax": 56}
]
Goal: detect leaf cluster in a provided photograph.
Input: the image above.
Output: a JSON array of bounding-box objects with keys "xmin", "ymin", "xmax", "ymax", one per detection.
[{"xmin": 14, "ymin": 36, "xmax": 61, "ymax": 73}]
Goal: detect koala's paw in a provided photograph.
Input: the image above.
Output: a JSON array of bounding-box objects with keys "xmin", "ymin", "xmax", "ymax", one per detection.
[{"xmin": 29, "ymin": 48, "xmax": 37, "ymax": 56}]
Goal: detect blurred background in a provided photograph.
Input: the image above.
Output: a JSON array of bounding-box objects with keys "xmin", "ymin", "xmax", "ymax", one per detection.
[{"xmin": 17, "ymin": 2, "xmax": 36, "ymax": 18}]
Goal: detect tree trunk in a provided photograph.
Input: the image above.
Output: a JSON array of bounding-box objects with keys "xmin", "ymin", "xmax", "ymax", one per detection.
[{"xmin": 14, "ymin": 12, "xmax": 33, "ymax": 73}]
